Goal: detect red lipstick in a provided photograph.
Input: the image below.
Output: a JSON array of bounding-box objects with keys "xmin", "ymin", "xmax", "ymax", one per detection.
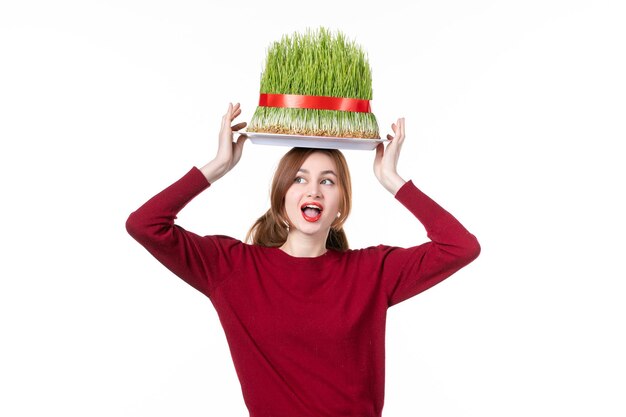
[{"xmin": 300, "ymin": 202, "xmax": 323, "ymax": 223}]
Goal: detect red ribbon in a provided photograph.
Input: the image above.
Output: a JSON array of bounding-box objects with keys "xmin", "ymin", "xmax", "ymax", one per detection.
[{"xmin": 259, "ymin": 93, "xmax": 371, "ymax": 113}]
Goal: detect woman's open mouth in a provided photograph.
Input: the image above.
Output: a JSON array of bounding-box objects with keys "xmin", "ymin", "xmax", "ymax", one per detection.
[{"xmin": 301, "ymin": 202, "xmax": 323, "ymax": 222}]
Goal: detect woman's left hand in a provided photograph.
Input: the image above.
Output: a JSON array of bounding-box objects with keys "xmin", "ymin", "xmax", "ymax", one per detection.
[{"xmin": 374, "ymin": 117, "xmax": 407, "ymax": 195}]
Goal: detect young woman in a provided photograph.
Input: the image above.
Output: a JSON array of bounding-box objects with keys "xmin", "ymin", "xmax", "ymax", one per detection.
[{"xmin": 126, "ymin": 102, "xmax": 480, "ymax": 417}]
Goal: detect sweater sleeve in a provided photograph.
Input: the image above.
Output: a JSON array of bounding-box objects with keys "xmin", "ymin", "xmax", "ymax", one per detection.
[
  {"xmin": 125, "ymin": 167, "xmax": 243, "ymax": 298},
  {"xmin": 380, "ymin": 180, "xmax": 481, "ymax": 307}
]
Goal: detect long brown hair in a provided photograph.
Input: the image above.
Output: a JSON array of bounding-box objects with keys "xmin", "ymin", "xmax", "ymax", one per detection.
[{"xmin": 245, "ymin": 147, "xmax": 352, "ymax": 251}]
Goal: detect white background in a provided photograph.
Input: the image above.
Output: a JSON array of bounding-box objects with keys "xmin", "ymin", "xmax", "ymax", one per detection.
[{"xmin": 1, "ymin": 0, "xmax": 625, "ymax": 416}]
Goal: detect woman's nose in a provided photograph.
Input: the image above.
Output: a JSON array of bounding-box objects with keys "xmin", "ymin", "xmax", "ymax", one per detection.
[{"xmin": 307, "ymin": 184, "xmax": 321, "ymax": 198}]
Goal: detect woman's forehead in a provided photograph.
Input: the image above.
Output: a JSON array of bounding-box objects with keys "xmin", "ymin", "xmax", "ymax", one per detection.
[{"xmin": 299, "ymin": 152, "xmax": 337, "ymax": 172}]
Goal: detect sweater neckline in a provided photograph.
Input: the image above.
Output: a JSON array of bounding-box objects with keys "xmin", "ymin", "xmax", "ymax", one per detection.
[{"xmin": 267, "ymin": 246, "xmax": 341, "ymax": 268}]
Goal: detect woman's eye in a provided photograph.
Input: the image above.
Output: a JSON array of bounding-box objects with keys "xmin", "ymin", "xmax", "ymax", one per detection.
[
  {"xmin": 294, "ymin": 177, "xmax": 305, "ymax": 184},
  {"xmin": 321, "ymin": 179, "xmax": 334, "ymax": 185}
]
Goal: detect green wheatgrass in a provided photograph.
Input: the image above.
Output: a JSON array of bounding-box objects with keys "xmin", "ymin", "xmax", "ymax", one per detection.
[{"xmin": 248, "ymin": 27, "xmax": 380, "ymax": 139}]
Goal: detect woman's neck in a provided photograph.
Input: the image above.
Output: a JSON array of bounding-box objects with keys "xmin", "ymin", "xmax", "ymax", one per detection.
[{"xmin": 279, "ymin": 233, "xmax": 328, "ymax": 258}]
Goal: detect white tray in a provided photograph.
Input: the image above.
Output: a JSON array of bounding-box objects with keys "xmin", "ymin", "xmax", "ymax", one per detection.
[{"xmin": 237, "ymin": 131, "xmax": 386, "ymax": 151}]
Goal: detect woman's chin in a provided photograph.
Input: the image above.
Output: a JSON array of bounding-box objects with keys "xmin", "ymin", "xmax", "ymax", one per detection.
[{"xmin": 291, "ymin": 221, "xmax": 330, "ymax": 237}]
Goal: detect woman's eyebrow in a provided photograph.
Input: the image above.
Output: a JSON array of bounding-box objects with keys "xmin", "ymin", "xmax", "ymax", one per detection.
[{"xmin": 297, "ymin": 168, "xmax": 337, "ymax": 177}]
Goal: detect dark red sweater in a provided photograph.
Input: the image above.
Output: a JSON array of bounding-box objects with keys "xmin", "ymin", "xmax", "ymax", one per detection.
[{"xmin": 126, "ymin": 167, "xmax": 480, "ymax": 417}]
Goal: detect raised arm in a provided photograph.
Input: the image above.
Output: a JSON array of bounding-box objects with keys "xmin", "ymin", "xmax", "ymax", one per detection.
[
  {"xmin": 126, "ymin": 103, "xmax": 248, "ymax": 296},
  {"xmin": 372, "ymin": 117, "xmax": 480, "ymax": 306}
]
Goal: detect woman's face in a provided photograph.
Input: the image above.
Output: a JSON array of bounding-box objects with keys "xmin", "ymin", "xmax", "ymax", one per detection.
[{"xmin": 283, "ymin": 152, "xmax": 342, "ymax": 238}]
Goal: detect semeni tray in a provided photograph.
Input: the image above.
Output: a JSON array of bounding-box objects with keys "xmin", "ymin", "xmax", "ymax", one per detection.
[{"xmin": 239, "ymin": 131, "xmax": 387, "ymax": 151}]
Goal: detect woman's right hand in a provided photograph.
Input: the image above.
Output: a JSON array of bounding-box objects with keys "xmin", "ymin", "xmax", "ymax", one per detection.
[{"xmin": 200, "ymin": 102, "xmax": 248, "ymax": 183}]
